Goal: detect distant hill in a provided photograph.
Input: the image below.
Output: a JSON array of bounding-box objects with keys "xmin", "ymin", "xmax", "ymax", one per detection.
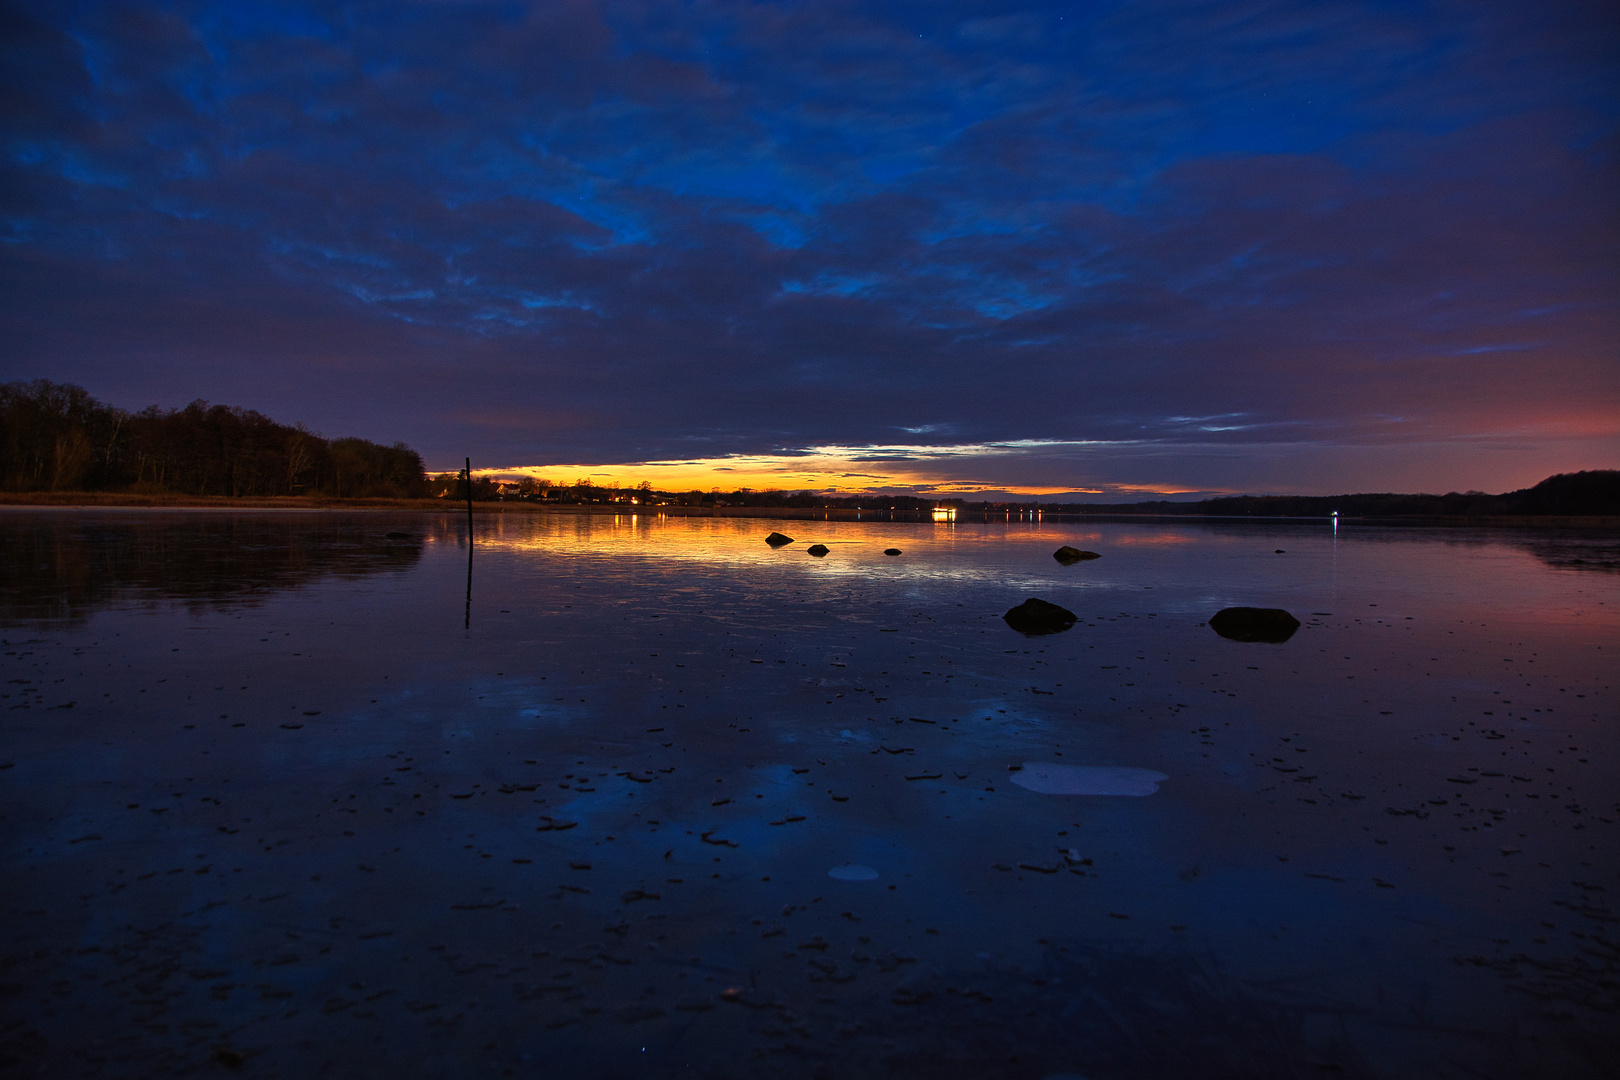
[{"xmin": 1017, "ymin": 470, "xmax": 1620, "ymax": 518}]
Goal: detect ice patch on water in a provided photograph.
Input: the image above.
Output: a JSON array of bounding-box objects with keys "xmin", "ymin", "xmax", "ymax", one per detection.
[
  {"xmin": 1009, "ymin": 764, "xmax": 1167, "ymax": 796},
  {"xmin": 828, "ymin": 864, "xmax": 879, "ymax": 881}
]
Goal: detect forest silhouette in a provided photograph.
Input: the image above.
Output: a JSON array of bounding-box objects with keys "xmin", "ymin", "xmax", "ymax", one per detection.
[{"xmin": 0, "ymin": 380, "xmax": 426, "ymax": 498}]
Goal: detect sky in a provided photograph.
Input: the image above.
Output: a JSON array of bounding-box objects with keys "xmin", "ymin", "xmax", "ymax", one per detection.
[{"xmin": 3, "ymin": 0, "xmax": 1617, "ymax": 500}]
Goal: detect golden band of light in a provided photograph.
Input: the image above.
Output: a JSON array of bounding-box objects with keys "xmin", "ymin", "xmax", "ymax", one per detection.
[{"xmin": 439, "ymin": 441, "xmax": 1207, "ymax": 498}]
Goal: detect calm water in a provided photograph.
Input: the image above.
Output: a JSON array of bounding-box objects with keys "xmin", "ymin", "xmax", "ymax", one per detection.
[{"xmin": 1, "ymin": 510, "xmax": 1615, "ymax": 1079}]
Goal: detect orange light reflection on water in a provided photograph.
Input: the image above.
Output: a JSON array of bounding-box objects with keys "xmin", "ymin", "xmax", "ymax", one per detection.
[{"xmin": 439, "ymin": 512, "xmax": 1169, "ymax": 588}]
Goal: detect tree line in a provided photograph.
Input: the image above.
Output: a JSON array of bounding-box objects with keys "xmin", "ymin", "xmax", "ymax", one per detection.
[{"xmin": 0, "ymin": 380, "xmax": 428, "ymax": 498}]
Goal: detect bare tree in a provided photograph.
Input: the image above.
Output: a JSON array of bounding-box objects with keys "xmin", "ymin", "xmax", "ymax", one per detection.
[
  {"xmin": 51, "ymin": 430, "xmax": 93, "ymax": 490},
  {"xmin": 286, "ymin": 425, "xmax": 316, "ymax": 494}
]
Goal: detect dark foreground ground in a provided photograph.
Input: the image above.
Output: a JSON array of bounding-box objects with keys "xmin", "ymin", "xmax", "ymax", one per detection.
[{"xmin": 1, "ymin": 511, "xmax": 1616, "ymax": 1079}]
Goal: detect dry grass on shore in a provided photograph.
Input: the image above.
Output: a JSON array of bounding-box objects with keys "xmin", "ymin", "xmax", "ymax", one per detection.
[{"xmin": 0, "ymin": 491, "xmax": 484, "ymax": 511}]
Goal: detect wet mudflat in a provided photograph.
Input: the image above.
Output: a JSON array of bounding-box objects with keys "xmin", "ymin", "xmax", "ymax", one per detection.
[{"xmin": 1, "ymin": 510, "xmax": 1615, "ymax": 1079}]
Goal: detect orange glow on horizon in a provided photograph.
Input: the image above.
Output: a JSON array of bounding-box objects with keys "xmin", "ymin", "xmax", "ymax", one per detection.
[{"xmin": 442, "ymin": 447, "xmax": 1213, "ymax": 500}]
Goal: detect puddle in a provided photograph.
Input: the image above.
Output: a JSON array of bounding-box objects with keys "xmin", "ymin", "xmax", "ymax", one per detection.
[{"xmin": 1009, "ymin": 764, "xmax": 1169, "ymax": 796}]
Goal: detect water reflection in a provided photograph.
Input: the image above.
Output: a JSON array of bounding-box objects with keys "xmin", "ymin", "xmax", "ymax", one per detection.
[
  {"xmin": 1517, "ymin": 535, "xmax": 1620, "ymax": 572},
  {"xmin": 0, "ymin": 509, "xmax": 1615, "ymax": 1077},
  {"xmin": 0, "ymin": 512, "xmax": 426, "ymax": 626},
  {"xmin": 6, "ymin": 510, "xmax": 1612, "ymax": 629}
]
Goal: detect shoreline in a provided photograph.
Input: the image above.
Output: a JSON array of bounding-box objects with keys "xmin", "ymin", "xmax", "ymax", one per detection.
[{"xmin": 0, "ymin": 492, "xmax": 1615, "ymax": 529}]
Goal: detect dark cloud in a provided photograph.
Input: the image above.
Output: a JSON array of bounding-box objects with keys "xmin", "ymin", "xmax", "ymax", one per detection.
[{"xmin": 2, "ymin": 0, "xmax": 1615, "ymax": 491}]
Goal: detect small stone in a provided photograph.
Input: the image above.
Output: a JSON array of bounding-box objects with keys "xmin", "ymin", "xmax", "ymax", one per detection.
[
  {"xmin": 806, "ymin": 544, "xmax": 830, "ymax": 557},
  {"xmin": 211, "ymin": 1049, "xmax": 247, "ymax": 1070},
  {"xmin": 765, "ymin": 532, "xmax": 795, "ymax": 547},
  {"xmin": 1053, "ymin": 546, "xmax": 1101, "ymax": 565},
  {"xmin": 884, "ymin": 548, "xmax": 902, "ymax": 556}
]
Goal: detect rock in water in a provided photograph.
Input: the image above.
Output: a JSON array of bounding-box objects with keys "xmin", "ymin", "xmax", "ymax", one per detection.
[
  {"xmin": 1053, "ymin": 546, "xmax": 1101, "ymax": 565},
  {"xmin": 1003, "ymin": 598, "xmax": 1078, "ymax": 635},
  {"xmin": 806, "ymin": 544, "xmax": 829, "ymax": 557},
  {"xmin": 1209, "ymin": 606, "xmax": 1301, "ymax": 643},
  {"xmin": 883, "ymin": 548, "xmax": 902, "ymax": 556},
  {"xmin": 765, "ymin": 532, "xmax": 795, "ymax": 547}
]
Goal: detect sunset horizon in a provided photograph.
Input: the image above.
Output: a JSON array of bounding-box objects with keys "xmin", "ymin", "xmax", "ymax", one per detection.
[{"xmin": 455, "ymin": 445, "xmax": 1611, "ymax": 504}]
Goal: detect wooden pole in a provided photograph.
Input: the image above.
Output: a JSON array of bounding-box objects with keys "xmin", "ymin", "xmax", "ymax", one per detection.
[{"xmin": 464, "ymin": 457, "xmax": 473, "ymax": 630}]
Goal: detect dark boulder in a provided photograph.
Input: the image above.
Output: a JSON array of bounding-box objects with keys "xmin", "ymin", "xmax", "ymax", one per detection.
[
  {"xmin": 1053, "ymin": 546, "xmax": 1101, "ymax": 565},
  {"xmin": 1209, "ymin": 607, "xmax": 1301, "ymax": 643},
  {"xmin": 806, "ymin": 544, "xmax": 829, "ymax": 557},
  {"xmin": 884, "ymin": 548, "xmax": 902, "ymax": 556},
  {"xmin": 765, "ymin": 532, "xmax": 795, "ymax": 547},
  {"xmin": 1003, "ymin": 598, "xmax": 1078, "ymax": 636}
]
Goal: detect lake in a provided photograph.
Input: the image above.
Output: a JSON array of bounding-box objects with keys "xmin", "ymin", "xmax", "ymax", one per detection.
[{"xmin": 1, "ymin": 509, "xmax": 1615, "ymax": 1079}]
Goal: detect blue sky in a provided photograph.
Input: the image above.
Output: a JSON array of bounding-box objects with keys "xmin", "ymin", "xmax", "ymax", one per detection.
[{"xmin": 3, "ymin": 0, "xmax": 1616, "ymax": 497}]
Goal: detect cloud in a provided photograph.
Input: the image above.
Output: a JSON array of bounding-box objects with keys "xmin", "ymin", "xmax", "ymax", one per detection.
[{"xmin": 1, "ymin": 0, "xmax": 1615, "ymax": 494}]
